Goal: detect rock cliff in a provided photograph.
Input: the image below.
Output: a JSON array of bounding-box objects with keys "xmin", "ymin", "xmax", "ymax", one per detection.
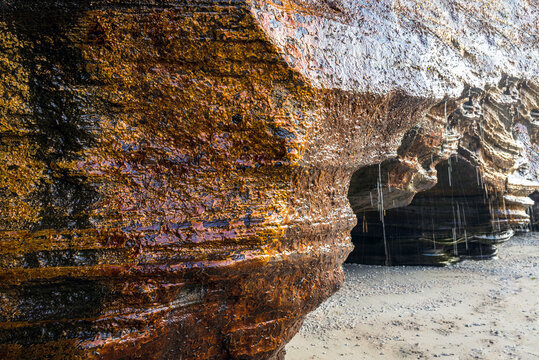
[
  {"xmin": 347, "ymin": 80, "xmax": 539, "ymax": 265},
  {"xmin": 0, "ymin": 0, "xmax": 537, "ymax": 359}
]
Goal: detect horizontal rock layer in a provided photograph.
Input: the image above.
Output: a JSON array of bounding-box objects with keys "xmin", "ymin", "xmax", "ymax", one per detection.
[
  {"xmin": 0, "ymin": 0, "xmax": 537, "ymax": 359},
  {"xmin": 348, "ymin": 79, "xmax": 539, "ymax": 265}
]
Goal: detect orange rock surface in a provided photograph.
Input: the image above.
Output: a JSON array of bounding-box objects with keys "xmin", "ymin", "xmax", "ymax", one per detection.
[{"xmin": 0, "ymin": 1, "xmax": 537, "ymax": 359}]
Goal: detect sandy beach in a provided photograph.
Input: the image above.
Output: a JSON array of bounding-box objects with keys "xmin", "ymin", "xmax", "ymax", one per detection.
[{"xmin": 286, "ymin": 233, "xmax": 539, "ymax": 360}]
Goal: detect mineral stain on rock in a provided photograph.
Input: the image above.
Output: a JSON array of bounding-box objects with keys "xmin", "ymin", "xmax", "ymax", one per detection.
[{"xmin": 0, "ymin": 0, "xmax": 537, "ymax": 359}]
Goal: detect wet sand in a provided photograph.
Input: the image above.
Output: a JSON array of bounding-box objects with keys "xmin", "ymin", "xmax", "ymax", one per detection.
[{"xmin": 286, "ymin": 233, "xmax": 539, "ymax": 359}]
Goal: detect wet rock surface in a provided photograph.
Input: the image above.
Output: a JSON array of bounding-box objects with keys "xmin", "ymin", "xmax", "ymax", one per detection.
[{"xmin": 0, "ymin": 0, "xmax": 537, "ymax": 359}]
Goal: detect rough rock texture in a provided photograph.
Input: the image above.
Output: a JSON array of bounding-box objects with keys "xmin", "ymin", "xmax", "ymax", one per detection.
[
  {"xmin": 347, "ymin": 80, "xmax": 539, "ymax": 265},
  {"xmin": 0, "ymin": 0, "xmax": 537, "ymax": 359},
  {"xmin": 253, "ymin": 0, "xmax": 538, "ymax": 96}
]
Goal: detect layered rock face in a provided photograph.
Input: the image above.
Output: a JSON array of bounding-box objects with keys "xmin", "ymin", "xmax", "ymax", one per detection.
[
  {"xmin": 0, "ymin": 0, "xmax": 537, "ymax": 359},
  {"xmin": 348, "ymin": 80, "xmax": 539, "ymax": 265}
]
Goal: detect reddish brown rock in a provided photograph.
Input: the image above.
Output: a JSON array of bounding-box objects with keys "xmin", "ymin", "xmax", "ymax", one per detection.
[
  {"xmin": 0, "ymin": 2, "xmax": 421, "ymax": 359},
  {"xmin": 0, "ymin": 0, "xmax": 537, "ymax": 359}
]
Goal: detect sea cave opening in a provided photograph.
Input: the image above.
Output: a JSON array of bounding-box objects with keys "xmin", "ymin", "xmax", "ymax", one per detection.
[{"xmin": 346, "ymin": 157, "xmax": 515, "ymax": 266}]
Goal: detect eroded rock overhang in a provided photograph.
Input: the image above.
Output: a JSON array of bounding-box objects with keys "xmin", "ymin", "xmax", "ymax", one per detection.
[
  {"xmin": 347, "ymin": 79, "xmax": 539, "ymax": 265},
  {"xmin": 0, "ymin": 0, "xmax": 537, "ymax": 359},
  {"xmin": 252, "ymin": 0, "xmax": 539, "ymax": 97}
]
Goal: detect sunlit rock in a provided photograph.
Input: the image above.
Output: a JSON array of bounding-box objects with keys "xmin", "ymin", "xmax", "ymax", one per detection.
[
  {"xmin": 0, "ymin": 0, "xmax": 537, "ymax": 359},
  {"xmin": 347, "ymin": 80, "xmax": 539, "ymax": 265}
]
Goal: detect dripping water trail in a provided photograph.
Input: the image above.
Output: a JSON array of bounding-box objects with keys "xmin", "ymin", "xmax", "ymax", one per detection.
[
  {"xmin": 457, "ymin": 202, "xmax": 461, "ymax": 230},
  {"xmin": 377, "ymin": 163, "xmax": 390, "ymax": 266},
  {"xmin": 431, "ymin": 212, "xmax": 436, "ymax": 250},
  {"xmin": 462, "ymin": 203, "xmax": 469, "ymax": 251},
  {"xmin": 448, "ymin": 155, "xmax": 453, "ymax": 187},
  {"xmin": 452, "ymin": 202, "xmax": 458, "ymax": 257},
  {"xmin": 533, "ymin": 205, "xmax": 537, "ymax": 231},
  {"xmin": 444, "ymin": 100, "xmax": 450, "ymax": 133},
  {"xmin": 450, "ymin": 158, "xmax": 457, "ymax": 257}
]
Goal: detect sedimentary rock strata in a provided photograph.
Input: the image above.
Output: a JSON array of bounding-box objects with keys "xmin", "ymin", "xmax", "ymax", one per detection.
[
  {"xmin": 0, "ymin": 0, "xmax": 537, "ymax": 359},
  {"xmin": 348, "ymin": 80, "xmax": 539, "ymax": 265}
]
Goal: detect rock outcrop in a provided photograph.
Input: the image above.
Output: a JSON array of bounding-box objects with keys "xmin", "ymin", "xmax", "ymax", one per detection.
[
  {"xmin": 347, "ymin": 80, "xmax": 539, "ymax": 265},
  {"xmin": 0, "ymin": 0, "xmax": 537, "ymax": 359}
]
